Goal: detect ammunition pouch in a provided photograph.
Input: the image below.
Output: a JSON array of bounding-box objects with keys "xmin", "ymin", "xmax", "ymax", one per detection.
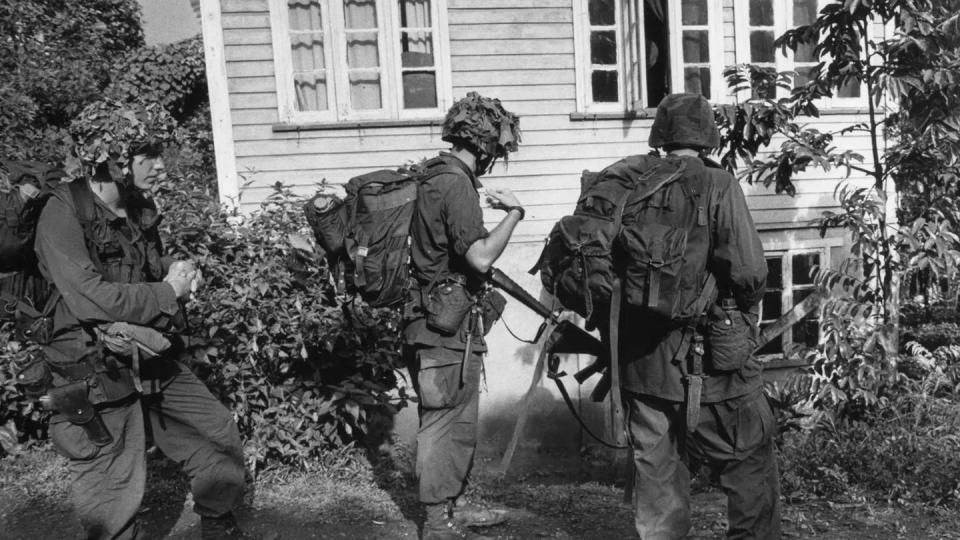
[
  {"xmin": 49, "ymin": 348, "xmax": 138, "ymax": 405},
  {"xmin": 45, "ymin": 381, "xmax": 113, "ymax": 447},
  {"xmin": 425, "ymin": 276, "xmax": 475, "ymax": 336},
  {"xmin": 14, "ymin": 355, "xmax": 53, "ymax": 401},
  {"xmin": 478, "ymin": 289, "xmax": 506, "ymax": 337}
]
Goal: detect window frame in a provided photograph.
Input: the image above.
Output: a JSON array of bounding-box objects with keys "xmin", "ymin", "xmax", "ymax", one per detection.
[
  {"xmin": 733, "ymin": 0, "xmax": 871, "ymax": 108},
  {"xmin": 269, "ymin": 0, "xmax": 453, "ymax": 124},
  {"xmin": 757, "ymin": 237, "xmax": 841, "ymax": 358},
  {"xmin": 572, "ymin": 0, "xmax": 728, "ymax": 114}
]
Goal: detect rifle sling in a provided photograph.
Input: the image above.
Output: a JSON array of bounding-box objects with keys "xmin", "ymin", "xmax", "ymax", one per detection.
[{"xmin": 546, "ymin": 363, "xmax": 626, "ymax": 450}]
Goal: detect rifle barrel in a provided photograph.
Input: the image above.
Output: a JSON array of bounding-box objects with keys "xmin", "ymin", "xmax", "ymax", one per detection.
[{"xmin": 488, "ymin": 268, "xmax": 556, "ymax": 321}]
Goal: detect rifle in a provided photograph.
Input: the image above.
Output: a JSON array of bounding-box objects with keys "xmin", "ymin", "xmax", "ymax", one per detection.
[
  {"xmin": 487, "ymin": 268, "xmax": 615, "ymax": 473},
  {"xmin": 487, "ymin": 268, "xmax": 607, "ymax": 373}
]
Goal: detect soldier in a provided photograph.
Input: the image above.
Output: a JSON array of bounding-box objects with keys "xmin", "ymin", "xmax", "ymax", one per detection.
[
  {"xmin": 403, "ymin": 92, "xmax": 522, "ymax": 540},
  {"xmin": 33, "ymin": 100, "xmax": 255, "ymax": 540},
  {"xmin": 619, "ymin": 94, "xmax": 781, "ymax": 539}
]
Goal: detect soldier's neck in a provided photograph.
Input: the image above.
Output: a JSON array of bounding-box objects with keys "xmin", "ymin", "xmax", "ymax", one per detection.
[
  {"xmin": 87, "ymin": 179, "xmax": 127, "ymax": 218},
  {"xmin": 449, "ymin": 146, "xmax": 477, "ymax": 175},
  {"xmin": 668, "ymin": 148, "xmax": 700, "ymax": 158}
]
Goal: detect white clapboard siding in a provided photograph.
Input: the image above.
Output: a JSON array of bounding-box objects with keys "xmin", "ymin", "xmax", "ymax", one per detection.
[{"xmin": 218, "ymin": 0, "xmax": 881, "ymax": 239}]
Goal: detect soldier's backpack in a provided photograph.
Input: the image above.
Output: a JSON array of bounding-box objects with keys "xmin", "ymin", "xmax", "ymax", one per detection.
[
  {"xmin": 304, "ymin": 157, "xmax": 459, "ymax": 308},
  {"xmin": 534, "ymin": 154, "xmax": 715, "ymax": 329},
  {"xmin": 0, "ymin": 161, "xmax": 65, "ymax": 274},
  {"xmin": 1, "ymin": 163, "xmax": 97, "ymax": 344}
]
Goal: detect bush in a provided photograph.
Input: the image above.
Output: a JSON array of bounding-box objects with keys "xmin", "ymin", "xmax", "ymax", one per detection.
[
  {"xmin": 779, "ymin": 393, "xmax": 960, "ymax": 506},
  {"xmin": 156, "ymin": 180, "xmax": 410, "ymax": 474}
]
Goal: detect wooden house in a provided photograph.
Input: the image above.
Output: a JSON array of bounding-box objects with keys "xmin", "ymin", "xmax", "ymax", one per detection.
[{"xmin": 196, "ymin": 0, "xmax": 883, "ymax": 453}]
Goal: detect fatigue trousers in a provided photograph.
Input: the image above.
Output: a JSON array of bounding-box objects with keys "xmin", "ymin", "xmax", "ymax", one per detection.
[
  {"xmin": 627, "ymin": 389, "xmax": 781, "ymax": 540},
  {"xmin": 404, "ymin": 345, "xmax": 483, "ymax": 505},
  {"xmin": 49, "ymin": 363, "xmax": 246, "ymax": 540}
]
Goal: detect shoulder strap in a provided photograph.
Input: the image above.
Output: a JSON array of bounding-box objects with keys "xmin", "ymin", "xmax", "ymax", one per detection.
[{"xmin": 628, "ymin": 159, "xmax": 688, "ymax": 205}]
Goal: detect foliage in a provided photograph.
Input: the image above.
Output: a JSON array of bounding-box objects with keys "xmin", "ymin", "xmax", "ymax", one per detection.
[
  {"xmin": 156, "ymin": 180, "xmax": 410, "ymax": 474},
  {"xmin": 107, "ymin": 36, "xmax": 208, "ymax": 123},
  {"xmin": 65, "ymin": 99, "xmax": 179, "ymax": 181},
  {"xmin": 0, "ymin": 0, "xmax": 144, "ymax": 161},
  {"xmin": 778, "ymin": 392, "xmax": 960, "ymax": 506},
  {"xmin": 713, "ymin": 1, "xmax": 960, "ymax": 422}
]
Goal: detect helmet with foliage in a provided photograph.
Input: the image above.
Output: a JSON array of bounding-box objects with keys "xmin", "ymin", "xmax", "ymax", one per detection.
[
  {"xmin": 648, "ymin": 93, "xmax": 720, "ymax": 150},
  {"xmin": 66, "ymin": 99, "xmax": 177, "ymax": 181},
  {"xmin": 441, "ymin": 92, "xmax": 521, "ymax": 174}
]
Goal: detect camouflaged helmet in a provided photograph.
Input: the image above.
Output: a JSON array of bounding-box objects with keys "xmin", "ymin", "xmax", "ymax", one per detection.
[
  {"xmin": 66, "ymin": 99, "xmax": 176, "ymax": 181},
  {"xmin": 441, "ymin": 92, "xmax": 521, "ymax": 164},
  {"xmin": 648, "ymin": 93, "xmax": 720, "ymax": 150}
]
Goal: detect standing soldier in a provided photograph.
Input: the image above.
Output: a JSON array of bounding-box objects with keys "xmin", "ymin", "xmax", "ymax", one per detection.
[
  {"xmin": 403, "ymin": 92, "xmax": 522, "ymax": 540},
  {"xmin": 33, "ymin": 100, "xmax": 255, "ymax": 540},
  {"xmin": 620, "ymin": 94, "xmax": 781, "ymax": 539}
]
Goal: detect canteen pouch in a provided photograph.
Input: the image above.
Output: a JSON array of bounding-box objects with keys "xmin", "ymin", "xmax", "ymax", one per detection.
[
  {"xmin": 45, "ymin": 380, "xmax": 113, "ymax": 447},
  {"xmin": 426, "ymin": 277, "xmax": 475, "ymax": 336},
  {"xmin": 705, "ymin": 301, "xmax": 757, "ymax": 372},
  {"xmin": 479, "ymin": 289, "xmax": 507, "ymax": 336},
  {"xmin": 14, "ymin": 355, "xmax": 52, "ymax": 401},
  {"xmin": 304, "ymin": 193, "xmax": 349, "ymax": 257}
]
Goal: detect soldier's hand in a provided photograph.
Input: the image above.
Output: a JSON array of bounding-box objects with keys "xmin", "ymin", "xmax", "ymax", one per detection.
[
  {"xmin": 164, "ymin": 260, "xmax": 198, "ymax": 300},
  {"xmin": 485, "ymin": 187, "xmax": 521, "ymax": 211}
]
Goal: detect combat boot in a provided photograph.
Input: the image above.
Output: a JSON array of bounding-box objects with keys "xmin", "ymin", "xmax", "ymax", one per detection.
[
  {"xmin": 450, "ymin": 498, "xmax": 507, "ymax": 528},
  {"xmin": 422, "ymin": 502, "xmax": 493, "ymax": 540},
  {"xmin": 201, "ymin": 512, "xmax": 265, "ymax": 540}
]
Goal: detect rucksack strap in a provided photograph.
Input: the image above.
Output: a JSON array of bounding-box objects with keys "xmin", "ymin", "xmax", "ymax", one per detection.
[{"xmin": 67, "ymin": 180, "xmax": 105, "ymax": 277}]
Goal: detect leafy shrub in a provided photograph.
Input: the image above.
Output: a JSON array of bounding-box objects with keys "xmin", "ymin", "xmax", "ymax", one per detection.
[
  {"xmin": 778, "ymin": 393, "xmax": 960, "ymax": 506},
  {"xmin": 0, "ymin": 0, "xmax": 144, "ymax": 161},
  {"xmin": 157, "ymin": 180, "xmax": 410, "ymax": 474}
]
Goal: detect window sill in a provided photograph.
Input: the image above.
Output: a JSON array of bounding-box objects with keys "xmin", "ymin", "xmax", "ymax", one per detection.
[
  {"xmin": 272, "ymin": 117, "xmax": 444, "ymax": 132},
  {"xmin": 569, "ymin": 109, "xmax": 655, "ymax": 121}
]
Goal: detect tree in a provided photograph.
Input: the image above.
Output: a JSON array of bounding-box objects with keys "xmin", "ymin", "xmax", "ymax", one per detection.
[
  {"xmin": 715, "ymin": 0, "xmax": 960, "ymax": 416},
  {"xmin": 0, "ymin": 0, "xmax": 144, "ymax": 161}
]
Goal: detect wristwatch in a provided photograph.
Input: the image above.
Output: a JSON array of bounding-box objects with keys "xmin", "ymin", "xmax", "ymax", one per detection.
[{"xmin": 507, "ymin": 206, "xmax": 525, "ymax": 220}]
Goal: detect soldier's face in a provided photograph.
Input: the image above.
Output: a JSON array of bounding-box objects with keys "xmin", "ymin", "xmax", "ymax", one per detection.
[{"xmin": 131, "ymin": 154, "xmax": 166, "ymax": 191}]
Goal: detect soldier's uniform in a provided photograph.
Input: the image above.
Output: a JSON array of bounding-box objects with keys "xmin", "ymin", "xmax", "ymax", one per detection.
[
  {"xmin": 34, "ymin": 182, "xmax": 247, "ymax": 540},
  {"xmin": 403, "ymin": 154, "xmax": 489, "ymax": 506},
  {"xmin": 617, "ymin": 94, "xmax": 781, "ymax": 540},
  {"xmin": 32, "ymin": 101, "xmax": 249, "ymax": 540},
  {"xmin": 402, "ymin": 92, "xmax": 521, "ymax": 540}
]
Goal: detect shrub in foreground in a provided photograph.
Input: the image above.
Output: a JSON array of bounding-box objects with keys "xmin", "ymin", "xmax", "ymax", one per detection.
[{"xmin": 157, "ymin": 180, "xmax": 410, "ymax": 474}]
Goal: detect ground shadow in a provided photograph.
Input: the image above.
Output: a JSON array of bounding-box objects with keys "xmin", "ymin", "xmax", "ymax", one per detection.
[{"xmin": 363, "ymin": 405, "xmax": 423, "ymax": 536}]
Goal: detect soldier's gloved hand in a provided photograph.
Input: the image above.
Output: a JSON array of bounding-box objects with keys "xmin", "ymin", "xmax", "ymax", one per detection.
[{"xmin": 485, "ymin": 187, "xmax": 522, "ymax": 212}]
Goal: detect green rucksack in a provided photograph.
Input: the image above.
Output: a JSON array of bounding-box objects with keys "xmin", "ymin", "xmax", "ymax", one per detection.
[
  {"xmin": 534, "ymin": 154, "xmax": 714, "ymax": 329},
  {"xmin": 1, "ymin": 163, "xmax": 97, "ymax": 344},
  {"xmin": 304, "ymin": 157, "xmax": 459, "ymax": 308}
]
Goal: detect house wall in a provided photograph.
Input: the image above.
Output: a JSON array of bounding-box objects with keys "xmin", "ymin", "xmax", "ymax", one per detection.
[{"xmin": 209, "ymin": 0, "xmax": 879, "ymax": 458}]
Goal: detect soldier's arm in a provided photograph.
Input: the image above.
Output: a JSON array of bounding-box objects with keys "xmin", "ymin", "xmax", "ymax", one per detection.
[
  {"xmin": 34, "ymin": 193, "xmax": 182, "ymax": 327},
  {"xmin": 709, "ymin": 174, "xmax": 767, "ymax": 311},
  {"xmin": 464, "ymin": 187, "xmax": 522, "ymax": 274}
]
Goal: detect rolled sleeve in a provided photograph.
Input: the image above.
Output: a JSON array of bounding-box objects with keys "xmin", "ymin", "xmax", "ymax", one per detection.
[
  {"xmin": 35, "ymin": 193, "xmax": 182, "ymax": 327},
  {"xmin": 438, "ymin": 174, "xmax": 489, "ymax": 256}
]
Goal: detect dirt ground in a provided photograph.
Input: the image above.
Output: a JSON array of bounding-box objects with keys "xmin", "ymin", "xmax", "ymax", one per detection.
[{"xmin": 2, "ymin": 445, "xmax": 959, "ymax": 540}]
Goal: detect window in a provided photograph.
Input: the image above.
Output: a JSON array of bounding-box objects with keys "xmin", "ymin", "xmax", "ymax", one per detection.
[
  {"xmin": 573, "ymin": 0, "xmax": 727, "ymax": 113},
  {"xmin": 734, "ymin": 0, "xmax": 867, "ymax": 105},
  {"xmin": 757, "ymin": 249, "xmax": 824, "ymax": 356},
  {"xmin": 270, "ymin": 0, "xmax": 452, "ymax": 123}
]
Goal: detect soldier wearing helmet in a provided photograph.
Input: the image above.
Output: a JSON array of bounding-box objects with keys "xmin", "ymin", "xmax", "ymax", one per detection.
[
  {"xmin": 613, "ymin": 93, "xmax": 781, "ymax": 539},
  {"xmin": 403, "ymin": 92, "xmax": 522, "ymax": 540},
  {"xmin": 34, "ymin": 100, "xmax": 254, "ymax": 539}
]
